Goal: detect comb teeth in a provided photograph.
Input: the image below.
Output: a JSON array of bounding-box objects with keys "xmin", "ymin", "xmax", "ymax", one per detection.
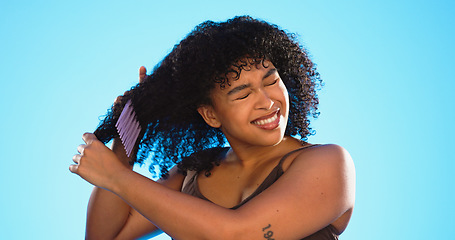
[{"xmin": 115, "ymin": 100, "xmax": 141, "ymax": 157}]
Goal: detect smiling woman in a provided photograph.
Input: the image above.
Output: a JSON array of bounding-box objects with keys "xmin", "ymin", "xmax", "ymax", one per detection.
[{"xmin": 70, "ymin": 16, "xmax": 355, "ymax": 240}]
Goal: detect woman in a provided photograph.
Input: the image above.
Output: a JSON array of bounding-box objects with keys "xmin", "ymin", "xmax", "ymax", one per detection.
[{"xmin": 70, "ymin": 16, "xmax": 355, "ymax": 239}]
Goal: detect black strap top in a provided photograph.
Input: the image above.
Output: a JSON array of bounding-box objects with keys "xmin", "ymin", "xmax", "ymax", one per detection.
[{"xmin": 181, "ymin": 145, "xmax": 340, "ymax": 240}]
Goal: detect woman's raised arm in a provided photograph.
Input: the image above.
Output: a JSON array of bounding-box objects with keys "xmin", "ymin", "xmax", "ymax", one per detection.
[
  {"xmin": 84, "ymin": 137, "xmax": 186, "ymax": 239},
  {"xmin": 72, "ymin": 134, "xmax": 355, "ymax": 240},
  {"xmin": 82, "ymin": 66, "xmax": 188, "ymax": 239},
  {"xmin": 84, "ymin": 138, "xmax": 136, "ymax": 239}
]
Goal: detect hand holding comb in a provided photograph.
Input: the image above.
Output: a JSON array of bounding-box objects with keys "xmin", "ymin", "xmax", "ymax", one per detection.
[{"xmin": 115, "ymin": 66, "xmax": 147, "ymax": 157}]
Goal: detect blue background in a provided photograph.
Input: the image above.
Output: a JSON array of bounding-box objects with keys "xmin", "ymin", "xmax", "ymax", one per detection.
[{"xmin": 1, "ymin": 0, "xmax": 454, "ymax": 239}]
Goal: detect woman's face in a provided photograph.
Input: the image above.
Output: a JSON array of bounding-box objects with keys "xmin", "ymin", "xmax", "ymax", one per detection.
[{"xmin": 198, "ymin": 60, "xmax": 289, "ymax": 148}]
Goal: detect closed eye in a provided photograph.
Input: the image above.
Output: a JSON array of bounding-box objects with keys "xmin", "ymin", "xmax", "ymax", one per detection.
[
  {"xmin": 265, "ymin": 78, "xmax": 279, "ymax": 86},
  {"xmin": 235, "ymin": 93, "xmax": 251, "ymax": 100}
]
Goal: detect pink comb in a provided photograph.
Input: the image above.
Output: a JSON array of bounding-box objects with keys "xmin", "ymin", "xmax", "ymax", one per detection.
[{"xmin": 115, "ymin": 100, "xmax": 141, "ymax": 157}]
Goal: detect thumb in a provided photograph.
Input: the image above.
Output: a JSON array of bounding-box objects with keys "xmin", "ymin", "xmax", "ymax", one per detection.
[{"xmin": 139, "ymin": 66, "xmax": 147, "ymax": 83}]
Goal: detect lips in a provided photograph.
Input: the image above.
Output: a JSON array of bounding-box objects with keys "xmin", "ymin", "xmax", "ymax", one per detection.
[{"xmin": 251, "ymin": 110, "xmax": 280, "ymax": 129}]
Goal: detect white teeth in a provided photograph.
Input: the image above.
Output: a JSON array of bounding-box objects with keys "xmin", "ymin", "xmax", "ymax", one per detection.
[{"xmin": 253, "ymin": 113, "xmax": 278, "ymax": 125}]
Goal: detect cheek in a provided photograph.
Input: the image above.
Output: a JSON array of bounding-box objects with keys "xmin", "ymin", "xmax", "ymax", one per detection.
[
  {"xmin": 276, "ymin": 83, "xmax": 290, "ymax": 120},
  {"xmin": 275, "ymin": 82, "xmax": 289, "ymax": 105}
]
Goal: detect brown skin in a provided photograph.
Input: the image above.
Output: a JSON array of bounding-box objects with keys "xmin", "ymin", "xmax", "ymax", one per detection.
[
  {"xmin": 84, "ymin": 67, "xmax": 168, "ymax": 240},
  {"xmin": 71, "ymin": 64, "xmax": 355, "ymax": 239}
]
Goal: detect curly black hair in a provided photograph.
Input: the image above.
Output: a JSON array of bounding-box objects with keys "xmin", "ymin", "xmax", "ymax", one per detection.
[{"xmin": 93, "ymin": 16, "xmax": 322, "ymax": 178}]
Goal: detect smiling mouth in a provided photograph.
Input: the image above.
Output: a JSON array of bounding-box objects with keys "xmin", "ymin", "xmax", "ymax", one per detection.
[{"xmin": 251, "ymin": 110, "xmax": 280, "ymax": 127}]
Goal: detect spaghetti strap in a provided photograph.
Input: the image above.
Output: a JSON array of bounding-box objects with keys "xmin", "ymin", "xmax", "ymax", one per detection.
[{"xmin": 181, "ymin": 170, "xmax": 197, "ymax": 192}]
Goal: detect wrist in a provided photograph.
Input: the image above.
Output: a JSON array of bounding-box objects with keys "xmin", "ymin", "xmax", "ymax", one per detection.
[
  {"xmin": 111, "ymin": 138, "xmax": 134, "ymax": 170},
  {"xmin": 109, "ymin": 165, "xmax": 135, "ymax": 196}
]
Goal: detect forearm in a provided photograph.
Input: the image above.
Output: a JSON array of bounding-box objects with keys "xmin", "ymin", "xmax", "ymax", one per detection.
[
  {"xmin": 85, "ymin": 138, "xmax": 134, "ymax": 239},
  {"xmin": 73, "ymin": 134, "xmax": 242, "ymax": 239},
  {"xmin": 86, "ymin": 187, "xmax": 132, "ymax": 239},
  {"xmin": 113, "ymin": 170, "xmax": 239, "ymax": 240}
]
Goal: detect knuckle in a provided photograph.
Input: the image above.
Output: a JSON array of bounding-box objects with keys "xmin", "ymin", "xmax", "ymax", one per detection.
[
  {"xmin": 79, "ymin": 144, "xmax": 86, "ymax": 152},
  {"xmin": 83, "ymin": 146, "xmax": 92, "ymax": 155},
  {"xmin": 78, "ymin": 155, "xmax": 85, "ymax": 164},
  {"xmin": 91, "ymin": 140, "xmax": 102, "ymax": 148},
  {"xmin": 69, "ymin": 165, "xmax": 78, "ymax": 173}
]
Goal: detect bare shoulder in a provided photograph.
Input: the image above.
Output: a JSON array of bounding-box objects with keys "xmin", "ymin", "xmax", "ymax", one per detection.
[
  {"xmin": 290, "ymin": 144, "xmax": 354, "ymax": 172},
  {"xmin": 286, "ymin": 143, "xmax": 356, "ymax": 208},
  {"xmin": 305, "ymin": 144, "xmax": 351, "ymax": 158},
  {"xmin": 287, "ymin": 144, "xmax": 356, "ymax": 233},
  {"xmin": 236, "ymin": 144, "xmax": 355, "ymax": 238}
]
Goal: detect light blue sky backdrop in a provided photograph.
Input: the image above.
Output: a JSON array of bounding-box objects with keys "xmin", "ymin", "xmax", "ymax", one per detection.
[{"xmin": 1, "ymin": 0, "xmax": 454, "ymax": 239}]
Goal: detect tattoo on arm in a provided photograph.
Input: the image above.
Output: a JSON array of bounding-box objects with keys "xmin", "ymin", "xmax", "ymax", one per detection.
[{"xmin": 262, "ymin": 224, "xmax": 275, "ymax": 240}]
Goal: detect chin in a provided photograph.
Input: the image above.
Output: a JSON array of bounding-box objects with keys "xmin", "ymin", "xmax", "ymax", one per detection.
[{"xmin": 253, "ymin": 130, "xmax": 286, "ymax": 147}]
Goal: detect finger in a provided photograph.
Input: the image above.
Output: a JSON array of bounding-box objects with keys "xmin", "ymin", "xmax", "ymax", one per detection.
[
  {"xmin": 82, "ymin": 132, "xmax": 98, "ymax": 145},
  {"xmin": 77, "ymin": 144, "xmax": 86, "ymax": 154},
  {"xmin": 139, "ymin": 66, "xmax": 147, "ymax": 83},
  {"xmin": 69, "ymin": 164, "xmax": 78, "ymax": 173},
  {"xmin": 73, "ymin": 154, "xmax": 81, "ymax": 164}
]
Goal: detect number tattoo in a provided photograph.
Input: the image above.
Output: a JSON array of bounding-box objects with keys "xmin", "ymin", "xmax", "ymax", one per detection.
[{"xmin": 262, "ymin": 224, "xmax": 275, "ymax": 240}]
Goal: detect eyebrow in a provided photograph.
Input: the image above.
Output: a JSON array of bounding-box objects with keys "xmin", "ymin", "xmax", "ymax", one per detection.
[
  {"xmin": 227, "ymin": 68, "xmax": 277, "ymax": 96},
  {"xmin": 263, "ymin": 68, "xmax": 277, "ymax": 80}
]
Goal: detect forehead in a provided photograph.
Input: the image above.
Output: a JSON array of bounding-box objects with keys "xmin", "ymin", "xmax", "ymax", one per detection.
[
  {"xmin": 221, "ymin": 59, "xmax": 276, "ymax": 87},
  {"xmin": 208, "ymin": 60, "xmax": 277, "ymax": 103}
]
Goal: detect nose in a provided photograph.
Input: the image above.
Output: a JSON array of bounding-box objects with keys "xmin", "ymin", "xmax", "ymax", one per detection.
[{"xmin": 255, "ymin": 89, "xmax": 274, "ymax": 110}]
